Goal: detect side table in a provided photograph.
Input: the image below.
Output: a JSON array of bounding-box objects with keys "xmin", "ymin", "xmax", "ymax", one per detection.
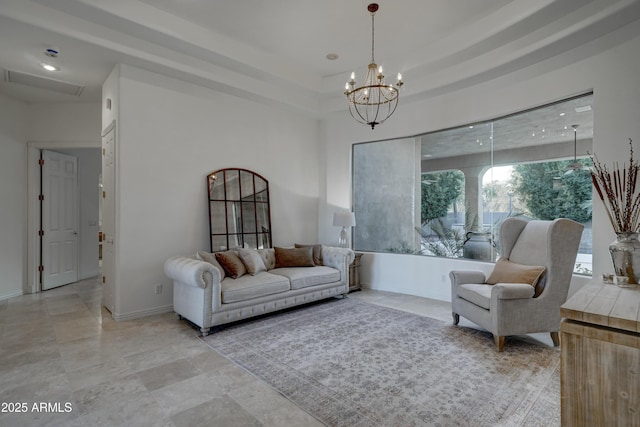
[
  {"xmin": 349, "ymin": 252, "xmax": 363, "ymax": 292},
  {"xmin": 560, "ymin": 280, "xmax": 640, "ymax": 426}
]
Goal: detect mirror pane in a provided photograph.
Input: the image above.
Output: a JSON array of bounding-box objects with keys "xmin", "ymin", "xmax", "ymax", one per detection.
[
  {"xmin": 244, "ymin": 234, "xmax": 258, "ymax": 250},
  {"xmin": 211, "ymin": 235, "xmax": 228, "ymax": 252},
  {"xmin": 225, "ymin": 170, "xmax": 240, "ymax": 200},
  {"xmin": 210, "ymin": 202, "xmax": 227, "ymax": 234},
  {"xmin": 259, "ymin": 232, "xmax": 271, "ymax": 249},
  {"xmin": 226, "ymin": 202, "xmax": 241, "ymax": 234},
  {"xmin": 242, "ymin": 201, "xmax": 257, "ymax": 233},
  {"xmin": 209, "ymin": 173, "xmax": 225, "ymax": 200},
  {"xmin": 256, "ymin": 202, "xmax": 270, "ymax": 232},
  {"xmin": 240, "ymin": 170, "xmax": 255, "ymax": 199}
]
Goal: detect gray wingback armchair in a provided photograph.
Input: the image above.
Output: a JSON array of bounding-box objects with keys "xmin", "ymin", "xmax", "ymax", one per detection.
[{"xmin": 449, "ymin": 217, "xmax": 584, "ymax": 351}]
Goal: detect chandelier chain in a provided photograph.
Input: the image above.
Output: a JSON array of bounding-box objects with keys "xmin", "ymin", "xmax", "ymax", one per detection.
[{"xmin": 371, "ymin": 12, "xmax": 375, "ymax": 63}]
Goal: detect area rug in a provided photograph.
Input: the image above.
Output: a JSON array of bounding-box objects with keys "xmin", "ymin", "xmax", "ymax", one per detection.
[{"xmin": 201, "ymin": 298, "xmax": 560, "ymax": 427}]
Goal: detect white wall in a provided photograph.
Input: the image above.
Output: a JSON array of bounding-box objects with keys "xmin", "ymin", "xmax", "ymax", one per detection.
[
  {"xmin": 321, "ymin": 23, "xmax": 640, "ymax": 301},
  {"xmin": 0, "ymin": 93, "xmax": 27, "ymax": 300},
  {"xmin": 109, "ymin": 64, "xmax": 321, "ymax": 319}
]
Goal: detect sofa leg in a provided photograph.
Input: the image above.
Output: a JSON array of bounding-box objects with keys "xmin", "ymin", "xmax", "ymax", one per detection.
[
  {"xmin": 452, "ymin": 313, "xmax": 460, "ymax": 325},
  {"xmin": 200, "ymin": 327, "xmax": 211, "ymax": 336},
  {"xmin": 494, "ymin": 335, "xmax": 505, "ymax": 352},
  {"xmin": 550, "ymin": 331, "xmax": 560, "ymax": 347}
]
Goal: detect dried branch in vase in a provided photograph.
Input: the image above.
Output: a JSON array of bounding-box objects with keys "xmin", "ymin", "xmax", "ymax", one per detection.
[{"xmin": 590, "ymin": 139, "xmax": 640, "ymax": 233}]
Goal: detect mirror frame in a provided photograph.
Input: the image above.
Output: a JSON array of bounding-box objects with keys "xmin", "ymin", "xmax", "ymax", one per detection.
[{"xmin": 207, "ymin": 168, "xmax": 272, "ymax": 252}]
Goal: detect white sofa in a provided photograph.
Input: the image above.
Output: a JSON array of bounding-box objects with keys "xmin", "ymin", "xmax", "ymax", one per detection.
[{"xmin": 164, "ymin": 245, "xmax": 355, "ymax": 335}]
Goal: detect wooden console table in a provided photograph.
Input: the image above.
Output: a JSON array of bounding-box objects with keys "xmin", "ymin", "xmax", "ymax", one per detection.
[{"xmin": 560, "ymin": 280, "xmax": 640, "ymax": 426}]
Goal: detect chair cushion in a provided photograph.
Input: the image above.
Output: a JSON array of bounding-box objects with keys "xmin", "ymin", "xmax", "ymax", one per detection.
[
  {"xmin": 457, "ymin": 284, "xmax": 492, "ymax": 310},
  {"xmin": 486, "ymin": 258, "xmax": 546, "ymax": 289},
  {"xmin": 270, "ymin": 266, "xmax": 340, "ymax": 290},
  {"xmin": 221, "ymin": 272, "xmax": 290, "ymax": 303}
]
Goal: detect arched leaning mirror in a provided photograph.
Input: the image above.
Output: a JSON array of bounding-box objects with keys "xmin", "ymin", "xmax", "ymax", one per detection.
[{"xmin": 207, "ymin": 168, "xmax": 272, "ymax": 252}]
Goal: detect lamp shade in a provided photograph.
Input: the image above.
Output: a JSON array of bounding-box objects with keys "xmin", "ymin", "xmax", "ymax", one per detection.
[{"xmin": 333, "ymin": 211, "xmax": 356, "ymax": 227}]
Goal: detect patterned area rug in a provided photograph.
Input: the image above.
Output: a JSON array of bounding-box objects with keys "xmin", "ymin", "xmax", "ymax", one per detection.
[{"xmin": 201, "ymin": 298, "xmax": 560, "ymax": 427}]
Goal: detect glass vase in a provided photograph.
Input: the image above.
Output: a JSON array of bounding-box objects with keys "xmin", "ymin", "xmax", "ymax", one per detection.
[{"xmin": 609, "ymin": 232, "xmax": 640, "ymax": 285}]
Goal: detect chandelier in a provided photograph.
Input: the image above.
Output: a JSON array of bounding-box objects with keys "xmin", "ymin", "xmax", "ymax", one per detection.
[{"xmin": 344, "ymin": 3, "xmax": 404, "ymax": 129}]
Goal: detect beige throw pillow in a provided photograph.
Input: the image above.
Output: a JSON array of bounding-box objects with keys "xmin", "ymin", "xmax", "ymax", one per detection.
[
  {"xmin": 237, "ymin": 248, "xmax": 267, "ymax": 276},
  {"xmin": 215, "ymin": 251, "xmax": 247, "ymax": 279},
  {"xmin": 274, "ymin": 246, "xmax": 315, "ymax": 268},
  {"xmin": 197, "ymin": 251, "xmax": 225, "ymax": 279},
  {"xmin": 486, "ymin": 258, "xmax": 546, "ymax": 291}
]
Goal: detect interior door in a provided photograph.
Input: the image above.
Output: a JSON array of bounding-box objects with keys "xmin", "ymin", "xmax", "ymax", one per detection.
[
  {"xmin": 101, "ymin": 123, "xmax": 116, "ymax": 313},
  {"xmin": 42, "ymin": 150, "xmax": 79, "ymax": 290}
]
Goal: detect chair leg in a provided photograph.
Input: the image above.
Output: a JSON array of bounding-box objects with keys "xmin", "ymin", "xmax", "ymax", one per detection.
[
  {"xmin": 452, "ymin": 313, "xmax": 460, "ymax": 325},
  {"xmin": 550, "ymin": 331, "xmax": 560, "ymax": 347},
  {"xmin": 494, "ymin": 335, "xmax": 505, "ymax": 352}
]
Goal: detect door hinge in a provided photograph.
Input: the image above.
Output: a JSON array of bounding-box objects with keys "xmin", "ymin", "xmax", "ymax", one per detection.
[
  {"xmin": 38, "ymin": 159, "xmax": 44, "ymax": 166},
  {"xmin": 38, "ymin": 265, "xmax": 44, "ymax": 272},
  {"xmin": 103, "ymin": 191, "xmax": 106, "ymax": 199},
  {"xmin": 38, "ymin": 230, "xmax": 44, "ymax": 236},
  {"xmin": 102, "ymin": 148, "xmax": 106, "ymax": 156},
  {"xmin": 102, "ymin": 276, "xmax": 106, "ymax": 284},
  {"xmin": 38, "ymin": 194, "xmax": 44, "ymax": 201}
]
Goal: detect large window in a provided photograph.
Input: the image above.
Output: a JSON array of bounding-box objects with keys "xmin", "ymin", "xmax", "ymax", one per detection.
[{"xmin": 352, "ymin": 93, "xmax": 593, "ymax": 274}]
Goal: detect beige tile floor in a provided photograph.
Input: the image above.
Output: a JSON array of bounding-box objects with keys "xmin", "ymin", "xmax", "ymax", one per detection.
[{"xmin": 0, "ymin": 278, "xmax": 553, "ymax": 426}]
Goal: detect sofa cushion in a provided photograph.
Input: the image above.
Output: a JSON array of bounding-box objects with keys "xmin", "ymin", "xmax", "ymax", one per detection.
[
  {"xmin": 457, "ymin": 284, "xmax": 493, "ymax": 310},
  {"xmin": 270, "ymin": 266, "xmax": 340, "ymax": 290},
  {"xmin": 221, "ymin": 272, "xmax": 290, "ymax": 303},
  {"xmin": 274, "ymin": 246, "xmax": 315, "ymax": 268},
  {"xmin": 237, "ymin": 248, "xmax": 267, "ymax": 276},
  {"xmin": 215, "ymin": 251, "xmax": 247, "ymax": 279},
  {"xmin": 294, "ymin": 243, "xmax": 323, "ymax": 265}
]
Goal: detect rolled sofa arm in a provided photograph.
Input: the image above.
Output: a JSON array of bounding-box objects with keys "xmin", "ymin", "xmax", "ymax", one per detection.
[
  {"xmin": 164, "ymin": 256, "xmax": 221, "ymax": 288},
  {"xmin": 321, "ymin": 246, "xmax": 355, "ymax": 283}
]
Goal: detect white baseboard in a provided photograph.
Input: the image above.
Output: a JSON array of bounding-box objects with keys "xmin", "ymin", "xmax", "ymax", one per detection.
[
  {"xmin": 112, "ymin": 304, "xmax": 174, "ymax": 321},
  {"xmin": 0, "ymin": 290, "xmax": 24, "ymax": 301}
]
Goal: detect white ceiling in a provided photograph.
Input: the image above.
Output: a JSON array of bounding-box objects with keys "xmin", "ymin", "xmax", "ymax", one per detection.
[{"xmin": 1, "ymin": 0, "xmax": 640, "ymax": 118}]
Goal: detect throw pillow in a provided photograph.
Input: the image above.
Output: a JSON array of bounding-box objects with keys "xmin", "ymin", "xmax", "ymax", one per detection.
[
  {"xmin": 294, "ymin": 243, "xmax": 323, "ymax": 265},
  {"xmin": 237, "ymin": 248, "xmax": 267, "ymax": 276},
  {"xmin": 274, "ymin": 246, "xmax": 315, "ymax": 268},
  {"xmin": 486, "ymin": 258, "xmax": 546, "ymax": 289},
  {"xmin": 257, "ymin": 248, "xmax": 276, "ymax": 270},
  {"xmin": 197, "ymin": 251, "xmax": 225, "ymax": 279},
  {"xmin": 215, "ymin": 250, "xmax": 247, "ymax": 279}
]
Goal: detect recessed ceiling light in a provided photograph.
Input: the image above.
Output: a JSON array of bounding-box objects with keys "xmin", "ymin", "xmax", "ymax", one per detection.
[
  {"xmin": 40, "ymin": 63, "xmax": 59, "ymax": 71},
  {"xmin": 575, "ymin": 105, "xmax": 592, "ymax": 113},
  {"xmin": 422, "ymin": 154, "xmax": 433, "ymax": 158},
  {"xmin": 559, "ymin": 112, "xmax": 566, "ymax": 116},
  {"xmin": 326, "ymin": 53, "xmax": 339, "ymax": 60}
]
